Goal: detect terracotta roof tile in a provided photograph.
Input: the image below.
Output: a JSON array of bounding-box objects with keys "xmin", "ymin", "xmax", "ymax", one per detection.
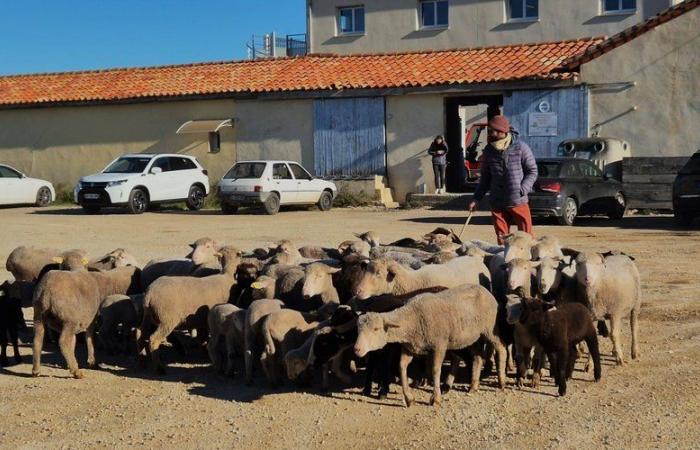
[{"xmin": 0, "ymin": 37, "xmax": 604, "ymax": 107}]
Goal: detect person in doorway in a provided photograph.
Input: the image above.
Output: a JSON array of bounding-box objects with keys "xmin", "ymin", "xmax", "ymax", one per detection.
[
  {"xmin": 468, "ymin": 115, "xmax": 538, "ymax": 245},
  {"xmin": 428, "ymin": 135, "xmax": 448, "ymax": 194}
]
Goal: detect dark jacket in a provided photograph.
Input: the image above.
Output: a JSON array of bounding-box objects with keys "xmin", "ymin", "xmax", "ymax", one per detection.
[
  {"xmin": 473, "ymin": 131, "xmax": 538, "ymax": 208},
  {"xmin": 428, "ymin": 141, "xmax": 448, "ymax": 165}
]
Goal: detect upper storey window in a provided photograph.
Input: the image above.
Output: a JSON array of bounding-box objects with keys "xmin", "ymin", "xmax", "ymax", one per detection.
[
  {"xmin": 508, "ymin": 0, "xmax": 538, "ymax": 21},
  {"xmin": 603, "ymin": 0, "xmax": 636, "ymax": 14},
  {"xmin": 420, "ymin": 1, "xmax": 449, "ymax": 28},
  {"xmin": 338, "ymin": 6, "xmax": 365, "ymax": 34}
]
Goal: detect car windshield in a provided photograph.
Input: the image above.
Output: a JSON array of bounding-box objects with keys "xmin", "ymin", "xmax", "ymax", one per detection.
[
  {"xmin": 679, "ymin": 154, "xmax": 700, "ymax": 175},
  {"xmin": 104, "ymin": 157, "xmax": 152, "ymax": 174},
  {"xmin": 536, "ymin": 161, "xmax": 562, "ymax": 178},
  {"xmin": 224, "ymin": 162, "xmax": 266, "ymax": 179}
]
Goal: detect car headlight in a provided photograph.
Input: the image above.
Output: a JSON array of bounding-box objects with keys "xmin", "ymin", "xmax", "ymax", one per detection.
[
  {"xmin": 76, "ymin": 182, "xmax": 83, "ymax": 190},
  {"xmin": 107, "ymin": 179, "xmax": 128, "ymax": 187}
]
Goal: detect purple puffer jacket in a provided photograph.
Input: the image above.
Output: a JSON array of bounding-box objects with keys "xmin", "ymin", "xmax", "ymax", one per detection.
[{"xmin": 473, "ymin": 132, "xmax": 538, "ymax": 208}]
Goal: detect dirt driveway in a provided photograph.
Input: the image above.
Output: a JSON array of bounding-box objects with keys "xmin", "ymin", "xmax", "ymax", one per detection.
[{"xmin": 1, "ymin": 206, "xmax": 699, "ymax": 449}]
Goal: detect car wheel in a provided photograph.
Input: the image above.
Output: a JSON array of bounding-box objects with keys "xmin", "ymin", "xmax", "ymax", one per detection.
[
  {"xmin": 263, "ymin": 193, "xmax": 280, "ymax": 215},
  {"xmin": 35, "ymin": 186, "xmax": 52, "ymax": 207},
  {"xmin": 607, "ymin": 192, "xmax": 626, "ymax": 220},
  {"xmin": 128, "ymin": 189, "xmax": 148, "ymax": 214},
  {"xmin": 222, "ymin": 203, "xmax": 238, "ymax": 215},
  {"xmin": 82, "ymin": 205, "xmax": 101, "ymax": 214},
  {"xmin": 674, "ymin": 209, "xmax": 693, "ymax": 227},
  {"xmin": 317, "ymin": 191, "xmax": 333, "ymax": 211},
  {"xmin": 557, "ymin": 197, "xmax": 578, "ymax": 226},
  {"xmin": 186, "ymin": 185, "xmax": 205, "ymax": 211}
]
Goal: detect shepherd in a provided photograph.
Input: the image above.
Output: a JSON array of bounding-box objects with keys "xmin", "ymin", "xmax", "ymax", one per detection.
[{"xmin": 468, "ymin": 115, "xmax": 538, "ymax": 245}]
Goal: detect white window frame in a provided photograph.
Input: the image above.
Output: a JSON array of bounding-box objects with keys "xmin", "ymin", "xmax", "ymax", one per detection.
[
  {"xmin": 601, "ymin": 0, "xmax": 637, "ymax": 15},
  {"xmin": 419, "ymin": 0, "xmax": 449, "ymax": 29},
  {"xmin": 506, "ymin": 0, "xmax": 539, "ymax": 22},
  {"xmin": 337, "ymin": 6, "xmax": 365, "ymax": 35}
]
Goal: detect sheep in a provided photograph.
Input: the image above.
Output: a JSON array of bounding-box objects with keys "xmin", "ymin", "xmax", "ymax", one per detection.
[
  {"xmin": 502, "ymin": 258, "xmax": 539, "ymax": 298},
  {"xmin": 232, "ymin": 262, "xmax": 262, "ymax": 308},
  {"xmin": 260, "ymin": 309, "xmax": 321, "ymax": 386},
  {"xmin": 301, "ymin": 263, "xmax": 341, "ymax": 303},
  {"xmin": 575, "ymin": 251, "xmax": 641, "ymax": 365},
  {"xmin": 354, "ymin": 284, "xmax": 507, "ymax": 407},
  {"xmin": 353, "ymin": 231, "xmax": 381, "ymax": 248},
  {"xmin": 503, "ymin": 231, "xmax": 536, "ymax": 263},
  {"xmin": 136, "ymin": 246, "xmax": 242, "ymax": 374},
  {"xmin": 139, "ymin": 237, "xmax": 222, "ymax": 289},
  {"xmin": 250, "ymin": 276, "xmax": 277, "ymax": 301},
  {"xmin": 370, "ymin": 246, "xmax": 433, "ymax": 260},
  {"xmin": 530, "ymin": 236, "xmax": 565, "ymax": 261},
  {"xmin": 97, "ymin": 294, "xmax": 145, "ymax": 354},
  {"xmin": 6, "ymin": 247, "xmax": 89, "ymax": 282},
  {"xmin": 0, "ymin": 281, "xmax": 23, "ymax": 366},
  {"xmin": 422, "ymin": 252, "xmax": 456, "ymax": 265},
  {"xmin": 284, "ymin": 328, "xmax": 320, "ymax": 385},
  {"xmin": 88, "ymin": 248, "xmax": 139, "ymax": 271},
  {"xmin": 352, "ymin": 255, "xmax": 490, "ymax": 300},
  {"xmin": 243, "ymin": 299, "xmax": 285, "ymax": 384},
  {"xmin": 32, "ymin": 264, "xmax": 140, "ymax": 378},
  {"xmin": 376, "ymin": 251, "xmax": 426, "ymax": 270},
  {"xmin": 298, "ymin": 245, "xmax": 342, "ymax": 260},
  {"xmin": 536, "ymin": 257, "xmax": 582, "ymax": 305},
  {"xmin": 510, "ymin": 297, "xmax": 601, "ymax": 396},
  {"xmin": 337, "ymin": 240, "xmax": 371, "ymax": 258},
  {"xmin": 207, "ymin": 303, "xmax": 246, "ymax": 376}
]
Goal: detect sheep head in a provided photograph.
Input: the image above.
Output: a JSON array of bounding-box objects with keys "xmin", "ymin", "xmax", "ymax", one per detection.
[
  {"xmin": 352, "ymin": 258, "xmax": 401, "ymax": 300},
  {"xmin": 54, "ymin": 250, "xmax": 89, "ymax": 271},
  {"xmin": 575, "ymin": 252, "xmax": 606, "ymax": 287},
  {"xmin": 188, "ymin": 237, "xmax": 221, "ymax": 266},
  {"xmin": 536, "ymin": 257, "xmax": 566, "ymax": 295},
  {"xmin": 354, "ymin": 313, "xmax": 398, "ymax": 357},
  {"xmin": 353, "ymin": 231, "xmax": 381, "ymax": 248},
  {"xmin": 215, "ymin": 246, "xmax": 243, "ymax": 273},
  {"xmin": 518, "ymin": 297, "xmax": 556, "ymax": 327},
  {"xmin": 502, "ymin": 258, "xmax": 540, "ymax": 294},
  {"xmin": 302, "ymin": 263, "xmax": 340, "ymax": 299}
]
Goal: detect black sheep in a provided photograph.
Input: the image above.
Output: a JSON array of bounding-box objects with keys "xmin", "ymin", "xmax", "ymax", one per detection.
[
  {"xmin": 518, "ymin": 297, "xmax": 601, "ymax": 396},
  {"xmin": 0, "ymin": 281, "xmax": 24, "ymax": 366}
]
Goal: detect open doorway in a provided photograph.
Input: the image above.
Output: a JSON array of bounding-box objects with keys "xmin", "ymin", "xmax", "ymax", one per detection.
[{"xmin": 444, "ymin": 95, "xmax": 502, "ymax": 193}]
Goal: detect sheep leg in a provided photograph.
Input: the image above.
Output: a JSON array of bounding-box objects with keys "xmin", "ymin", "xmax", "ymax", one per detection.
[
  {"xmin": 0, "ymin": 330, "xmax": 7, "ymax": 367},
  {"xmin": 363, "ymin": 353, "xmax": 375, "ymax": 397},
  {"xmin": 135, "ymin": 322, "xmax": 149, "ymax": 368},
  {"xmin": 565, "ymin": 345, "xmax": 577, "ymax": 380},
  {"xmin": 468, "ymin": 351, "xmax": 484, "ymax": 393},
  {"xmin": 585, "ymin": 333, "xmax": 602, "ymax": 382},
  {"xmin": 531, "ymin": 346, "xmax": 544, "ymax": 388},
  {"xmin": 492, "ymin": 338, "xmax": 507, "ymax": 390},
  {"xmin": 630, "ymin": 307, "xmax": 640, "ymax": 360},
  {"xmin": 85, "ymin": 323, "xmax": 97, "ymax": 369},
  {"xmin": 556, "ymin": 348, "xmax": 568, "ymax": 396},
  {"xmin": 321, "ymin": 362, "xmax": 330, "ymax": 392},
  {"xmin": 224, "ymin": 333, "xmax": 237, "ymax": 377},
  {"xmin": 443, "ymin": 352, "xmax": 461, "ymax": 393},
  {"xmin": 429, "ymin": 345, "xmax": 446, "ymax": 406},
  {"xmin": 9, "ymin": 321, "xmax": 21, "ymax": 364},
  {"xmin": 378, "ymin": 350, "xmax": 392, "ymax": 400},
  {"xmin": 609, "ymin": 316, "xmax": 625, "ymax": 365},
  {"xmin": 507, "ymin": 345, "xmax": 516, "ymax": 374},
  {"xmin": 207, "ymin": 332, "xmax": 222, "ymax": 374},
  {"xmin": 514, "ymin": 343, "xmax": 530, "ymax": 388},
  {"xmin": 58, "ymin": 326, "xmax": 83, "ymax": 379},
  {"xmin": 31, "ymin": 314, "xmax": 45, "ymax": 377},
  {"xmin": 330, "ymin": 351, "xmax": 352, "ymax": 384},
  {"xmin": 148, "ymin": 326, "xmax": 170, "ymax": 375},
  {"xmin": 399, "ymin": 350, "xmax": 415, "ymax": 407}
]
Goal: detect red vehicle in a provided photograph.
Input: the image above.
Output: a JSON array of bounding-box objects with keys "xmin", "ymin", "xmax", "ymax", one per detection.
[{"xmin": 464, "ymin": 123, "xmax": 487, "ymax": 190}]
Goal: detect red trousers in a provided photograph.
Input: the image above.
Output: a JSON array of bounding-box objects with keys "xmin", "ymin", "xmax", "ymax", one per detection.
[{"xmin": 491, "ymin": 203, "xmax": 534, "ymax": 245}]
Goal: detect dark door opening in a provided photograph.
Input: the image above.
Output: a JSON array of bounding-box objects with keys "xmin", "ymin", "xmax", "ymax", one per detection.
[{"xmin": 444, "ymin": 95, "xmax": 502, "ymax": 193}]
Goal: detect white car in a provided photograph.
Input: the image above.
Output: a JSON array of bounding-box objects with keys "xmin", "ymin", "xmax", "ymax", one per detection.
[
  {"xmin": 217, "ymin": 160, "xmax": 337, "ymax": 215},
  {"xmin": 75, "ymin": 154, "xmax": 210, "ymax": 214},
  {"xmin": 0, "ymin": 164, "xmax": 55, "ymax": 207}
]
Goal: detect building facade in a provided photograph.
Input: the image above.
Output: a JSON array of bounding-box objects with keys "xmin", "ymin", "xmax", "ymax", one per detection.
[{"xmin": 308, "ymin": 0, "xmax": 681, "ymax": 54}]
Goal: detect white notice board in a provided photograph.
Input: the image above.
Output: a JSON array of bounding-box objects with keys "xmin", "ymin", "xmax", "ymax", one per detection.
[{"xmin": 528, "ymin": 112, "xmax": 558, "ymax": 137}]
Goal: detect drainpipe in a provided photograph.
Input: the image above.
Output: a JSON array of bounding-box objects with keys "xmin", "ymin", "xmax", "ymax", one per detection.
[{"xmin": 307, "ymin": 0, "xmax": 313, "ymax": 54}]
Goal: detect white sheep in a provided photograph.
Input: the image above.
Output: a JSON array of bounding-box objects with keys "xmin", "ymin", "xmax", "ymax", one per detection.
[
  {"xmin": 207, "ymin": 303, "xmax": 246, "ymax": 376},
  {"xmin": 243, "ymin": 299, "xmax": 285, "ymax": 384},
  {"xmin": 354, "ymin": 284, "xmax": 507, "ymax": 407}
]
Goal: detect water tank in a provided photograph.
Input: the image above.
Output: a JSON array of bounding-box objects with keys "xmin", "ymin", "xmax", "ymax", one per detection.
[{"xmin": 557, "ymin": 138, "xmax": 631, "ymax": 181}]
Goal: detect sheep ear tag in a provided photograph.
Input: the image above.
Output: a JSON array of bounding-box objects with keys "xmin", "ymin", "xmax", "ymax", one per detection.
[
  {"xmin": 81, "ymin": 258, "xmax": 89, "ymax": 266},
  {"xmin": 52, "ymin": 257, "xmax": 64, "ymax": 264},
  {"xmin": 251, "ymin": 282, "xmax": 263, "ymax": 289}
]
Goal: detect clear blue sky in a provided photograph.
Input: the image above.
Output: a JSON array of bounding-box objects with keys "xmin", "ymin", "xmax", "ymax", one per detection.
[{"xmin": 0, "ymin": 0, "xmax": 306, "ymax": 76}]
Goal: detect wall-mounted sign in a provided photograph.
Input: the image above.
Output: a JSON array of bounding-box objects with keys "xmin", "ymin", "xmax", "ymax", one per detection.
[
  {"xmin": 528, "ymin": 112, "xmax": 558, "ymax": 137},
  {"xmin": 538, "ymin": 100, "xmax": 551, "ymax": 113}
]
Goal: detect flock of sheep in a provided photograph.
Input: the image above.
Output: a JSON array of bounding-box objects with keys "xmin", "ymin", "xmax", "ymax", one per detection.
[{"xmin": 0, "ymin": 228, "xmax": 641, "ymax": 407}]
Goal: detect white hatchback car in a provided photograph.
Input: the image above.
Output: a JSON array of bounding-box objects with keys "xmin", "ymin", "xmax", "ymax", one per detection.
[
  {"xmin": 0, "ymin": 164, "xmax": 55, "ymax": 207},
  {"xmin": 75, "ymin": 154, "xmax": 210, "ymax": 214},
  {"xmin": 217, "ymin": 160, "xmax": 337, "ymax": 215}
]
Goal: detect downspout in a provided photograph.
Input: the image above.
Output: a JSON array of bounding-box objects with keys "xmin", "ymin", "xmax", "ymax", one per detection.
[{"xmin": 307, "ymin": 0, "xmax": 313, "ymax": 54}]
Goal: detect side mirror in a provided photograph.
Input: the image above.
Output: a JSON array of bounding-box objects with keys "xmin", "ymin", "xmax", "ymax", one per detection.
[{"xmin": 150, "ymin": 167, "xmax": 163, "ymax": 175}]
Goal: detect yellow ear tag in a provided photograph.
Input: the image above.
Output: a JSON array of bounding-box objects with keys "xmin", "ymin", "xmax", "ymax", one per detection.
[
  {"xmin": 52, "ymin": 257, "xmax": 64, "ymax": 264},
  {"xmin": 251, "ymin": 282, "xmax": 263, "ymax": 289},
  {"xmin": 82, "ymin": 258, "xmax": 89, "ymax": 265}
]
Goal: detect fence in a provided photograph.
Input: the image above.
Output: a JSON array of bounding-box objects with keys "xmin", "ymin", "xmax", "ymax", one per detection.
[{"xmin": 622, "ymin": 157, "xmax": 689, "ymax": 210}]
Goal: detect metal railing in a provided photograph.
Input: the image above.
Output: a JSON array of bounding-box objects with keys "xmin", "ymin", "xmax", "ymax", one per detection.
[{"xmin": 246, "ymin": 33, "xmax": 307, "ymax": 59}]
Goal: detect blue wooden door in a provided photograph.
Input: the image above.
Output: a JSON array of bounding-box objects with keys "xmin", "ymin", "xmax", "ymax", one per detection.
[
  {"xmin": 503, "ymin": 86, "xmax": 589, "ymax": 158},
  {"xmin": 313, "ymin": 97, "xmax": 386, "ymax": 177}
]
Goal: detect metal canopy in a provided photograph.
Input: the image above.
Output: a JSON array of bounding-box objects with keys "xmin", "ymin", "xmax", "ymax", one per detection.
[{"xmin": 176, "ymin": 119, "xmax": 233, "ymax": 134}]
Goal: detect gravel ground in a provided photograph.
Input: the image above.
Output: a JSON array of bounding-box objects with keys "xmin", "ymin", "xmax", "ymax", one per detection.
[{"xmin": 1, "ymin": 205, "xmax": 699, "ymax": 450}]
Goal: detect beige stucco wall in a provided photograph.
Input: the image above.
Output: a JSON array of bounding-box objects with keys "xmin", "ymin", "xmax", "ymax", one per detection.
[
  {"xmin": 0, "ymin": 98, "xmax": 314, "ymax": 190},
  {"xmin": 309, "ymin": 0, "xmax": 673, "ymax": 54},
  {"xmin": 386, "ymin": 94, "xmax": 445, "ymax": 202},
  {"xmin": 582, "ymin": 7, "xmax": 699, "ymax": 157}
]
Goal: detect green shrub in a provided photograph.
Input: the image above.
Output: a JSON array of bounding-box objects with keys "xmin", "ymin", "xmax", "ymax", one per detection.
[
  {"xmin": 53, "ymin": 183, "xmax": 75, "ymax": 205},
  {"xmin": 333, "ymin": 185, "xmax": 374, "ymax": 208}
]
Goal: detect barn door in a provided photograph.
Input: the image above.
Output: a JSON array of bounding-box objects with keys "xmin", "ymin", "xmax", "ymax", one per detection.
[
  {"xmin": 503, "ymin": 86, "xmax": 589, "ymax": 158},
  {"xmin": 313, "ymin": 97, "xmax": 386, "ymax": 177}
]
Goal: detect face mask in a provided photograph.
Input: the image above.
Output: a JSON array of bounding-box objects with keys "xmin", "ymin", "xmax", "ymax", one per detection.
[{"xmin": 491, "ymin": 134, "xmax": 512, "ymax": 151}]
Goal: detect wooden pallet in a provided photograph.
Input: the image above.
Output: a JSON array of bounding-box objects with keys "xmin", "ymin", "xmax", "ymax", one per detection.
[{"xmin": 622, "ymin": 157, "xmax": 689, "ymax": 210}]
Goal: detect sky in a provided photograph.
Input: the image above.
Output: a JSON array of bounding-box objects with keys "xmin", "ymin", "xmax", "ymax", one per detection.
[{"xmin": 0, "ymin": 0, "xmax": 306, "ymax": 76}]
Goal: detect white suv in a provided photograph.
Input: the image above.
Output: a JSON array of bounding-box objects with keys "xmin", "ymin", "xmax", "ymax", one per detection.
[
  {"xmin": 75, "ymin": 154, "xmax": 210, "ymax": 214},
  {"xmin": 217, "ymin": 160, "xmax": 337, "ymax": 215}
]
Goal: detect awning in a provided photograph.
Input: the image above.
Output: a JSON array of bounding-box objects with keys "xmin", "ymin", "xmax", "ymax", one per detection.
[{"xmin": 176, "ymin": 119, "xmax": 233, "ymax": 134}]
